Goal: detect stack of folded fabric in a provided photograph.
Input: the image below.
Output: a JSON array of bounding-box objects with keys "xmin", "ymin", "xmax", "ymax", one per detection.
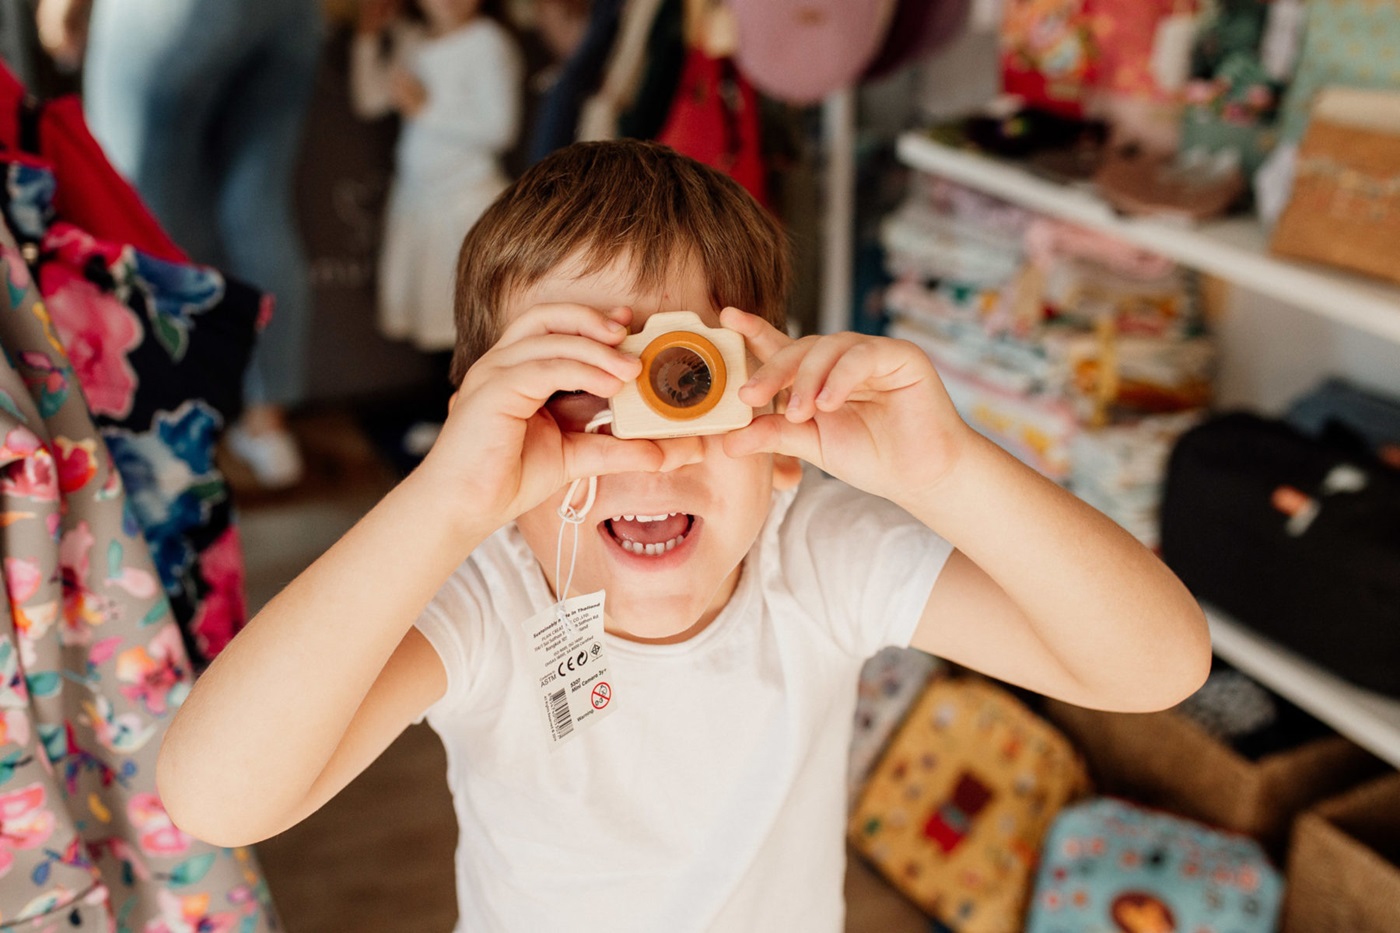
[
  {"xmin": 882, "ymin": 182, "xmax": 1214, "ymax": 522},
  {"xmin": 1070, "ymin": 411, "xmax": 1203, "ymax": 547}
]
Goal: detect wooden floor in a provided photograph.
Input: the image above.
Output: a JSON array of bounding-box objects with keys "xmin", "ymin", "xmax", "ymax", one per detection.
[{"xmin": 239, "ymin": 410, "xmax": 929, "ymax": 933}]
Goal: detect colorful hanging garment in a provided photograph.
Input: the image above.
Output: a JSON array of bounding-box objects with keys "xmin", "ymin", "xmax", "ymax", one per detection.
[
  {"xmin": 0, "ymin": 159, "xmax": 262, "ymax": 666},
  {"xmin": 657, "ymin": 50, "xmax": 769, "ymax": 207},
  {"xmin": 0, "ymin": 223, "xmax": 279, "ymax": 931},
  {"xmin": 0, "ymin": 63, "xmax": 185, "ymax": 264}
]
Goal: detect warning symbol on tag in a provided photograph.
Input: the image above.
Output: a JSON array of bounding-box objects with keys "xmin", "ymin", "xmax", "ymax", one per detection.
[{"xmin": 591, "ymin": 682, "xmax": 612, "ymax": 710}]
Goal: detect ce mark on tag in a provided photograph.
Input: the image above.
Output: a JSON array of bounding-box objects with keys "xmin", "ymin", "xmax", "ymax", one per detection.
[{"xmin": 558, "ymin": 650, "xmax": 589, "ymax": 677}]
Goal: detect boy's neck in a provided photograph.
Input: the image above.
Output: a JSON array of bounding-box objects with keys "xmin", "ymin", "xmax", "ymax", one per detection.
[
  {"xmin": 604, "ymin": 612, "xmax": 719, "ymax": 646},
  {"xmin": 592, "ymin": 562, "xmax": 744, "ymax": 646}
]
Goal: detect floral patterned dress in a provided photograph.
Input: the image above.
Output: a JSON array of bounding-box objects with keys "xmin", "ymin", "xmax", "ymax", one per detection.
[
  {"xmin": 0, "ymin": 205, "xmax": 278, "ymax": 928},
  {"xmin": 0, "ymin": 159, "xmax": 261, "ymax": 666}
]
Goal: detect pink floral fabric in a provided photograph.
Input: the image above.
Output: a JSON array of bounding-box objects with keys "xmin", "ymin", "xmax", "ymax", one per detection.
[
  {"xmin": 0, "ymin": 159, "xmax": 263, "ymax": 669},
  {"xmin": 0, "ymin": 228, "xmax": 278, "ymax": 930}
]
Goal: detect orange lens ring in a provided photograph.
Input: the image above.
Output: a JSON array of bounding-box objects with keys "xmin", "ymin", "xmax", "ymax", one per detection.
[{"xmin": 637, "ymin": 330, "xmax": 727, "ymax": 421}]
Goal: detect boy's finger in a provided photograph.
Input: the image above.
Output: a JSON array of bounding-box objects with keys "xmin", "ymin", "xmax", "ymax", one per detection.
[
  {"xmin": 652, "ymin": 435, "xmax": 705, "ymax": 472},
  {"xmin": 785, "ymin": 334, "xmax": 866, "ymax": 422},
  {"xmin": 722, "ymin": 413, "xmax": 822, "ymax": 467},
  {"xmin": 484, "ymin": 358, "xmax": 630, "ymax": 420},
  {"xmin": 720, "ymin": 306, "xmax": 790, "ymax": 363},
  {"xmin": 737, "ymin": 336, "xmax": 815, "ymax": 407},
  {"xmin": 813, "ymin": 341, "xmax": 888, "ymax": 411},
  {"xmin": 560, "ymin": 433, "xmax": 667, "ymax": 481},
  {"xmin": 491, "ymin": 333, "xmax": 642, "ymax": 386},
  {"xmin": 497, "ymin": 303, "xmax": 633, "ymax": 348}
]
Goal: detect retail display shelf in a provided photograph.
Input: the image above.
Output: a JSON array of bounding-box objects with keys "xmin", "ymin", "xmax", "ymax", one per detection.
[
  {"xmin": 1207, "ymin": 607, "xmax": 1400, "ymax": 769},
  {"xmin": 893, "ymin": 129, "xmax": 1400, "ymax": 766},
  {"xmin": 895, "ymin": 132, "xmax": 1400, "ymax": 347}
]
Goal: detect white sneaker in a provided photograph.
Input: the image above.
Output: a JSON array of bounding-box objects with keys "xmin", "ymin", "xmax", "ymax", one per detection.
[{"xmin": 227, "ymin": 424, "xmax": 304, "ymax": 490}]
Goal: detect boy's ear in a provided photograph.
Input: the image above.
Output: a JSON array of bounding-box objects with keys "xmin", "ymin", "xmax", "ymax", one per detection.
[{"xmin": 771, "ymin": 453, "xmax": 802, "ymax": 490}]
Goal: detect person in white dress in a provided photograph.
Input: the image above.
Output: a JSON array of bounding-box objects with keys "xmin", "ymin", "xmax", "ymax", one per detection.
[{"xmin": 352, "ymin": 0, "xmax": 523, "ymax": 351}]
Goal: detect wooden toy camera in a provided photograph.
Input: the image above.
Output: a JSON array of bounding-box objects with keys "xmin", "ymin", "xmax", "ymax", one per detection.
[{"xmin": 609, "ymin": 311, "xmax": 753, "ymax": 439}]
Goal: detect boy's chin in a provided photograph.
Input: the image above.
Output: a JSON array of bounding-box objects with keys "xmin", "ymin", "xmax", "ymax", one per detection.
[{"xmin": 604, "ymin": 595, "xmax": 713, "ymax": 644}]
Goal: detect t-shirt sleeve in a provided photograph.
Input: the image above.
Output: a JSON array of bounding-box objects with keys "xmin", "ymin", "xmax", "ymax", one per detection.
[
  {"xmin": 775, "ymin": 471, "xmax": 953, "ymax": 659},
  {"xmin": 413, "ymin": 559, "xmax": 493, "ymax": 719}
]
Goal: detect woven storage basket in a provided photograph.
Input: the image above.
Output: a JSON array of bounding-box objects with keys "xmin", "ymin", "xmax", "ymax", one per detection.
[
  {"xmin": 1282, "ymin": 773, "xmax": 1400, "ymax": 932},
  {"xmin": 1042, "ymin": 697, "xmax": 1385, "ymax": 857},
  {"xmin": 1271, "ymin": 87, "xmax": 1400, "ymax": 285}
]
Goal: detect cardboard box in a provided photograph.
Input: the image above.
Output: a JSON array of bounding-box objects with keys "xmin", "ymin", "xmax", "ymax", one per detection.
[
  {"xmin": 1042, "ymin": 698, "xmax": 1384, "ymax": 856},
  {"xmin": 1283, "ymin": 773, "xmax": 1400, "ymax": 933}
]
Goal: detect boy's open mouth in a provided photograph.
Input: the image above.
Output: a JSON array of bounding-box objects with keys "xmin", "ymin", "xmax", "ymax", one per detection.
[{"xmin": 602, "ymin": 512, "xmax": 696, "ymax": 556}]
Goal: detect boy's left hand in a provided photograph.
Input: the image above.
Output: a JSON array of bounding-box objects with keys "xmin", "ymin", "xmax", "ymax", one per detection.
[{"xmin": 721, "ymin": 307, "xmax": 975, "ymax": 504}]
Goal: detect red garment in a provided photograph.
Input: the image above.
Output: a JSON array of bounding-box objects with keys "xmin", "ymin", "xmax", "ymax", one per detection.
[
  {"xmin": 658, "ymin": 51, "xmax": 769, "ymax": 208},
  {"xmin": 0, "ymin": 63, "xmax": 186, "ymax": 261},
  {"xmin": 999, "ymin": 0, "xmax": 1100, "ymax": 117}
]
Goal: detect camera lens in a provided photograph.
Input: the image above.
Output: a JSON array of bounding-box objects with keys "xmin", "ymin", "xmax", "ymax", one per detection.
[
  {"xmin": 649, "ymin": 346, "xmax": 713, "ymax": 409},
  {"xmin": 636, "ymin": 329, "xmax": 727, "ymax": 421}
]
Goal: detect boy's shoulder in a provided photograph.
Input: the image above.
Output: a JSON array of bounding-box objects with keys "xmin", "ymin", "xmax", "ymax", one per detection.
[{"xmin": 771, "ymin": 468, "xmax": 899, "ymax": 536}]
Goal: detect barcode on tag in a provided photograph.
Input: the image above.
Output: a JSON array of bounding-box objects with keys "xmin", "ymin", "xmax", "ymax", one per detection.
[
  {"xmin": 548, "ymin": 687, "xmax": 573, "ymax": 739},
  {"xmin": 527, "ymin": 591, "xmax": 613, "ymax": 750}
]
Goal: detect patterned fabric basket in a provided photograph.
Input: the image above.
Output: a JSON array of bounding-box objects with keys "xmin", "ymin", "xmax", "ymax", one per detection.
[
  {"xmin": 849, "ymin": 677, "xmax": 1090, "ymax": 932},
  {"xmin": 848, "ymin": 646, "xmax": 944, "ymax": 808},
  {"xmin": 1027, "ymin": 797, "xmax": 1284, "ymax": 933}
]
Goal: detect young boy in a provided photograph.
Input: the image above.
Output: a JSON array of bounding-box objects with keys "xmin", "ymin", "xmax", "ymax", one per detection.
[{"xmin": 158, "ymin": 140, "xmax": 1211, "ymax": 932}]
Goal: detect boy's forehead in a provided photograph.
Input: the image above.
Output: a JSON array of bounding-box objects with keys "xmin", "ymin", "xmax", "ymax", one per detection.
[{"xmin": 502, "ymin": 251, "xmax": 720, "ymax": 328}]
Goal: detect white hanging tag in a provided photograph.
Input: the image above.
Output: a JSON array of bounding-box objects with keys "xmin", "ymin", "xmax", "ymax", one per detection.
[
  {"xmin": 531, "ymin": 406, "xmax": 618, "ymax": 750},
  {"xmin": 527, "ymin": 590, "xmax": 615, "ymax": 750}
]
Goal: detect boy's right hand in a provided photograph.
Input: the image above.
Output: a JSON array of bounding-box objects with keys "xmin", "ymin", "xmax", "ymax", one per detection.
[{"xmin": 418, "ymin": 305, "xmax": 689, "ymax": 531}]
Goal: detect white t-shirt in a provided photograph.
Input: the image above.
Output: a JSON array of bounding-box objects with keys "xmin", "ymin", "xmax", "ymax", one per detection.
[{"xmin": 415, "ymin": 472, "xmax": 952, "ymax": 933}]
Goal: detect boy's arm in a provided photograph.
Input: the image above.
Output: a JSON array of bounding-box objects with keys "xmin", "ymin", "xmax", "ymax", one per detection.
[
  {"xmin": 723, "ymin": 310, "xmax": 1211, "ymax": 713},
  {"xmin": 159, "ymin": 304, "xmax": 681, "ymax": 847},
  {"xmin": 902, "ymin": 434, "xmax": 1211, "ymax": 711},
  {"xmin": 157, "ymin": 474, "xmax": 486, "ymax": 847}
]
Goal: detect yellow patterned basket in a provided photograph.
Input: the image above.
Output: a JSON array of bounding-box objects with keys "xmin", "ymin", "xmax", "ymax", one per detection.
[{"xmin": 849, "ymin": 677, "xmax": 1091, "ymax": 932}]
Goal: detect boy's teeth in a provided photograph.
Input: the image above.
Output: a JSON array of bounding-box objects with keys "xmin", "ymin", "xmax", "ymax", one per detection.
[
  {"xmin": 610, "ymin": 512, "xmax": 677, "ymax": 523},
  {"xmin": 620, "ymin": 535, "xmax": 684, "ymax": 556}
]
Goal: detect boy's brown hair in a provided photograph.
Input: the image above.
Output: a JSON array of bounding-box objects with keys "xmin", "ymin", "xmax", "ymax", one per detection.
[{"xmin": 450, "ymin": 140, "xmax": 790, "ymax": 385}]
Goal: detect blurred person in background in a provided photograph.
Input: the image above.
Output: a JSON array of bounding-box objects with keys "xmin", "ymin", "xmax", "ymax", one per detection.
[
  {"xmin": 37, "ymin": 0, "xmax": 323, "ymax": 489},
  {"xmin": 351, "ymin": 0, "xmax": 522, "ymax": 456}
]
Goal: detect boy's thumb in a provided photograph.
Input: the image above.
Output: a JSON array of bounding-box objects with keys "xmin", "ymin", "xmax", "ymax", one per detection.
[
  {"xmin": 561, "ymin": 433, "xmax": 668, "ymax": 480},
  {"xmin": 723, "ymin": 414, "xmax": 819, "ymax": 465}
]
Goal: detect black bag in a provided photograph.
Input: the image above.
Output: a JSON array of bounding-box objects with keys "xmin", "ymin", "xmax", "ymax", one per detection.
[{"xmin": 1160, "ymin": 412, "xmax": 1400, "ymax": 696}]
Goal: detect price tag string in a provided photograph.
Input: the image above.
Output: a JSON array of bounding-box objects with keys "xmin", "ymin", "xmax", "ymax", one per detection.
[{"xmin": 554, "ymin": 410, "xmax": 614, "ymax": 626}]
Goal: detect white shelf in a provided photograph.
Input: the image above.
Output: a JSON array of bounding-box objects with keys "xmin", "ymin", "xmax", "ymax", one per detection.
[
  {"xmin": 1208, "ymin": 608, "xmax": 1400, "ymax": 769},
  {"xmin": 892, "ymin": 130, "xmax": 1400, "ymax": 766},
  {"xmin": 896, "ymin": 132, "xmax": 1400, "ymax": 347}
]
